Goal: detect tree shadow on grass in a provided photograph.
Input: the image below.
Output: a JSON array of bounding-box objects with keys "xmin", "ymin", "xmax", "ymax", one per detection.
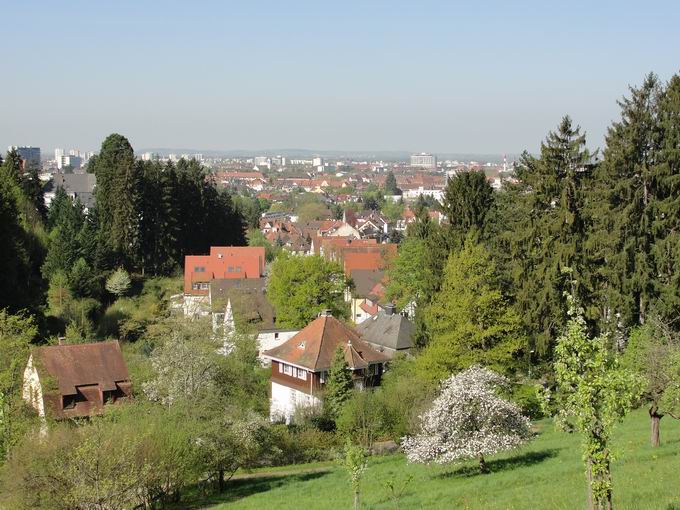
[
  {"xmin": 435, "ymin": 448, "xmax": 562, "ymax": 479},
  {"xmin": 180, "ymin": 471, "xmax": 331, "ymax": 509}
]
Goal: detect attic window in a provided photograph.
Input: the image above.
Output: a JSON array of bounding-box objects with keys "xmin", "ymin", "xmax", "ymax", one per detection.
[{"xmin": 298, "ymin": 341, "xmax": 306, "ymax": 349}]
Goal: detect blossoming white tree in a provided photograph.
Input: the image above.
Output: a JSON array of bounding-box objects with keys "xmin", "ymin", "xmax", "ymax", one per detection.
[{"xmin": 402, "ymin": 366, "xmax": 532, "ymax": 473}]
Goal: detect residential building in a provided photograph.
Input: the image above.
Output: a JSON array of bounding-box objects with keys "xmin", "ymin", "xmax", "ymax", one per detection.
[
  {"xmin": 263, "ymin": 311, "xmax": 388, "ymax": 423},
  {"xmin": 22, "ymin": 341, "xmax": 132, "ymax": 421},
  {"xmin": 347, "ymin": 268, "xmax": 386, "ymax": 323},
  {"xmin": 210, "ymin": 278, "xmax": 298, "ymax": 358},
  {"xmin": 45, "ymin": 172, "xmax": 97, "ymax": 209},
  {"xmin": 183, "ymin": 246, "xmax": 266, "ymax": 315},
  {"xmin": 410, "ymin": 153, "xmax": 437, "ymax": 169},
  {"xmin": 356, "ymin": 304, "xmax": 414, "ymax": 358}
]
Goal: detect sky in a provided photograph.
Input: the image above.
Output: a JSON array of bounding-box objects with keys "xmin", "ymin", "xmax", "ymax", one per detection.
[{"xmin": 1, "ymin": 1, "xmax": 679, "ymax": 156}]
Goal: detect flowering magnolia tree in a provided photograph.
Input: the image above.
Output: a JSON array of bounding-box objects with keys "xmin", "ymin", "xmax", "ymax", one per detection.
[{"xmin": 402, "ymin": 366, "xmax": 532, "ymax": 473}]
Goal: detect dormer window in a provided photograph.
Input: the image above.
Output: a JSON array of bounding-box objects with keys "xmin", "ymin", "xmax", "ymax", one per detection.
[{"xmin": 298, "ymin": 341, "xmax": 306, "ymax": 349}]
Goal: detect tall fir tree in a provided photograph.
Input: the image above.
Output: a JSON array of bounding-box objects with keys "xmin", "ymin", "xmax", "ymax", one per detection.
[
  {"xmin": 591, "ymin": 74, "xmax": 663, "ymax": 331},
  {"xmin": 508, "ymin": 116, "xmax": 595, "ymax": 355},
  {"xmin": 441, "ymin": 169, "xmax": 494, "ymax": 247}
]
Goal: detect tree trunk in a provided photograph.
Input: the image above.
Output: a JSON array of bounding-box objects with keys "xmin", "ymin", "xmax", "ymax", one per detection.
[
  {"xmin": 649, "ymin": 405, "xmax": 662, "ymax": 447},
  {"xmin": 218, "ymin": 469, "xmax": 225, "ymax": 492},
  {"xmin": 353, "ymin": 490, "xmax": 360, "ymax": 510},
  {"xmin": 478, "ymin": 454, "xmax": 489, "ymax": 474},
  {"xmin": 587, "ymin": 460, "xmax": 595, "ymax": 510}
]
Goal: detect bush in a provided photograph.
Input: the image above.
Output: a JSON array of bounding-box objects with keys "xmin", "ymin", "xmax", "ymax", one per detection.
[
  {"xmin": 509, "ymin": 382, "xmax": 544, "ymax": 420},
  {"xmin": 269, "ymin": 424, "xmax": 341, "ymax": 465}
]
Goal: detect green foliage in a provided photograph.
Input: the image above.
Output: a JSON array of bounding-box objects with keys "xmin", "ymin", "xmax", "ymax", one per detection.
[
  {"xmin": 506, "ymin": 117, "xmax": 595, "ymax": 356},
  {"xmin": 297, "ymin": 202, "xmax": 330, "ymax": 222},
  {"xmin": 0, "ymin": 311, "xmax": 37, "ymax": 462},
  {"xmin": 549, "ymin": 296, "xmax": 642, "ymax": 509},
  {"xmin": 268, "ymin": 254, "xmax": 347, "ymax": 328},
  {"xmin": 324, "ymin": 347, "xmax": 354, "ymax": 420},
  {"xmin": 442, "ymin": 169, "xmax": 494, "ymax": 245},
  {"xmin": 337, "ymin": 389, "xmax": 383, "ymax": 448},
  {"xmin": 247, "ymin": 228, "xmax": 280, "ymax": 263},
  {"xmin": 341, "ymin": 439, "xmax": 368, "ymax": 510},
  {"xmin": 386, "ymin": 237, "xmax": 428, "ymax": 311},
  {"xmin": 417, "ymin": 238, "xmax": 523, "ymax": 382},
  {"xmin": 105, "ymin": 267, "xmax": 131, "ymax": 297},
  {"xmin": 381, "ymin": 200, "xmax": 405, "ymax": 223},
  {"xmin": 383, "ymin": 171, "xmax": 401, "ymax": 195}
]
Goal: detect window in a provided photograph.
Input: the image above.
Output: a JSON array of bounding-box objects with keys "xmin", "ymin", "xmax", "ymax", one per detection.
[
  {"xmin": 320, "ymin": 371, "xmax": 328, "ymax": 384},
  {"xmin": 192, "ymin": 283, "xmax": 200, "ymax": 290},
  {"xmin": 63, "ymin": 395, "xmax": 76, "ymax": 409},
  {"xmin": 236, "ymin": 266, "xmax": 242, "ymax": 273},
  {"xmin": 200, "ymin": 283, "xmax": 209, "ymax": 290},
  {"xmin": 297, "ymin": 368, "xmax": 307, "ymax": 380},
  {"xmin": 278, "ymin": 363, "xmax": 283, "ymax": 373},
  {"xmin": 227, "ymin": 266, "xmax": 234, "ymax": 273},
  {"xmin": 194, "ymin": 266, "xmax": 205, "ymax": 273},
  {"xmin": 274, "ymin": 332, "xmax": 279, "ymax": 339},
  {"xmin": 283, "ymin": 364, "xmax": 293, "ymax": 376}
]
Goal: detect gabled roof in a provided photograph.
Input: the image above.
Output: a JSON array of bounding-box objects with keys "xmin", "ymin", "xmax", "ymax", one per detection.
[
  {"xmin": 32, "ymin": 341, "xmax": 129, "ymax": 397},
  {"xmin": 350, "ymin": 269, "xmax": 385, "ymax": 298},
  {"xmin": 356, "ymin": 309, "xmax": 414, "ymax": 353},
  {"xmin": 262, "ymin": 314, "xmax": 388, "ymax": 371}
]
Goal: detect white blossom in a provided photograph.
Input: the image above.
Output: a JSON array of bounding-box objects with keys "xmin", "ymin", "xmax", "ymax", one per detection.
[{"xmin": 402, "ymin": 366, "xmax": 532, "ymax": 465}]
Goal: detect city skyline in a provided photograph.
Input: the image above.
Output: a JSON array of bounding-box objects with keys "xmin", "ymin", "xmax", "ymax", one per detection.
[{"xmin": 2, "ymin": 1, "xmax": 679, "ymax": 154}]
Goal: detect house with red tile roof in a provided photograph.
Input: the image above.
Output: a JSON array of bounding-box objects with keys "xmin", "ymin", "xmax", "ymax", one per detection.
[
  {"xmin": 183, "ymin": 246, "xmax": 266, "ymax": 315},
  {"xmin": 23, "ymin": 341, "xmax": 132, "ymax": 421},
  {"xmin": 262, "ymin": 311, "xmax": 388, "ymax": 422}
]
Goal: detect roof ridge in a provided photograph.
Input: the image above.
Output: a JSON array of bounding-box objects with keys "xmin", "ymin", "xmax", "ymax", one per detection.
[{"xmin": 312, "ymin": 315, "xmax": 327, "ymax": 369}]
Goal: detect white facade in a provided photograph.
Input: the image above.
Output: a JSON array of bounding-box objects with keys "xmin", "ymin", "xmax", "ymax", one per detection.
[
  {"xmin": 22, "ymin": 354, "xmax": 45, "ymax": 419},
  {"xmin": 270, "ymin": 380, "xmax": 321, "ymax": 423},
  {"xmin": 410, "ymin": 153, "xmax": 437, "ymax": 169}
]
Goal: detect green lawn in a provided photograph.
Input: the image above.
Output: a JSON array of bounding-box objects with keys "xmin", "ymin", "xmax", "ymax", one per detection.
[{"xmin": 199, "ymin": 409, "xmax": 680, "ymax": 509}]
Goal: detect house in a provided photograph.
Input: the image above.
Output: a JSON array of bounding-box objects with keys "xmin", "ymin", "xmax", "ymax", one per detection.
[
  {"xmin": 22, "ymin": 341, "xmax": 132, "ymax": 421},
  {"xmin": 183, "ymin": 246, "xmax": 266, "ymax": 315},
  {"xmin": 210, "ymin": 278, "xmax": 298, "ymax": 359},
  {"xmin": 356, "ymin": 304, "xmax": 414, "ymax": 358},
  {"xmin": 262, "ymin": 311, "xmax": 389, "ymax": 423},
  {"xmin": 347, "ymin": 268, "xmax": 386, "ymax": 323},
  {"xmin": 44, "ymin": 173, "xmax": 97, "ymax": 210}
]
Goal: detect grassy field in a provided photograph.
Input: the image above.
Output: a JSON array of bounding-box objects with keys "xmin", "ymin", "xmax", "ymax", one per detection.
[{"xmin": 194, "ymin": 409, "xmax": 680, "ymax": 510}]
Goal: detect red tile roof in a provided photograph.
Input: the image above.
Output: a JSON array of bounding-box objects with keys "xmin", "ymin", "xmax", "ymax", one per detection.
[
  {"xmin": 184, "ymin": 246, "xmax": 265, "ymax": 294},
  {"xmin": 262, "ymin": 314, "xmax": 388, "ymax": 371}
]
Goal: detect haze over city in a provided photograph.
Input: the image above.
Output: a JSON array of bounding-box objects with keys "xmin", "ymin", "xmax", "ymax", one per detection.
[{"xmin": 2, "ymin": 0, "xmax": 679, "ymax": 155}]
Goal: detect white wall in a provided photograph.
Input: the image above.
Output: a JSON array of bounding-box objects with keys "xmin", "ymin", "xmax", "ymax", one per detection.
[{"xmin": 270, "ymin": 381, "xmax": 321, "ymax": 424}]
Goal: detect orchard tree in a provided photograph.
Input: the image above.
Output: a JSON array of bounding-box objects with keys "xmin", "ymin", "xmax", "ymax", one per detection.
[
  {"xmin": 402, "ymin": 366, "xmax": 531, "ymax": 474},
  {"xmin": 341, "ymin": 440, "xmax": 368, "ymax": 510},
  {"xmin": 623, "ymin": 316, "xmax": 680, "ymax": 447},
  {"xmin": 548, "ymin": 296, "xmax": 641, "ymax": 510}
]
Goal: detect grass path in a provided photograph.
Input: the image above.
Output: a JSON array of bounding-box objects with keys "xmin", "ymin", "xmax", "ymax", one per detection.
[{"xmin": 193, "ymin": 408, "xmax": 680, "ymax": 509}]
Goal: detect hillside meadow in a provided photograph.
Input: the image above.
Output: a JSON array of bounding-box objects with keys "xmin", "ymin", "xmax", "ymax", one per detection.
[{"xmin": 188, "ymin": 409, "xmax": 680, "ymax": 510}]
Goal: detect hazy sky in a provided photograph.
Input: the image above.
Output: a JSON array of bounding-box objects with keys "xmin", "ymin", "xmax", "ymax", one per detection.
[{"xmin": 2, "ymin": 1, "xmax": 679, "ymax": 155}]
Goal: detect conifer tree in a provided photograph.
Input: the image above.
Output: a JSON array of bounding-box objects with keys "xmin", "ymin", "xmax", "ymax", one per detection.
[
  {"xmin": 441, "ymin": 170, "xmax": 494, "ymax": 246},
  {"xmin": 508, "ymin": 116, "xmax": 595, "ymax": 355},
  {"xmin": 324, "ymin": 346, "xmax": 354, "ymax": 419},
  {"xmin": 591, "ymin": 74, "xmax": 663, "ymax": 330}
]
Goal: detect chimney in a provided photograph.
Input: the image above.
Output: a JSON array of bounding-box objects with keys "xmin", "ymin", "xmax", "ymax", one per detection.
[{"xmin": 385, "ymin": 304, "xmax": 396, "ymax": 316}]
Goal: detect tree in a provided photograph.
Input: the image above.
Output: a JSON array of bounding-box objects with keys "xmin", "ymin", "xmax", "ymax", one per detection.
[
  {"xmin": 590, "ymin": 74, "xmax": 663, "ymax": 331},
  {"xmin": 508, "ymin": 116, "xmax": 596, "ymax": 356},
  {"xmin": 296, "ymin": 202, "xmax": 329, "ymax": 222},
  {"xmin": 417, "ymin": 238, "xmax": 523, "ymax": 382},
  {"xmin": 268, "ymin": 254, "xmax": 347, "ymax": 328},
  {"xmin": 341, "ymin": 440, "xmax": 368, "ymax": 510},
  {"xmin": 47, "ymin": 271, "xmax": 74, "ymax": 319},
  {"xmin": 142, "ymin": 318, "xmax": 217, "ymax": 406},
  {"xmin": 402, "ymin": 366, "xmax": 532, "ymax": 474},
  {"xmin": 386, "ymin": 237, "xmax": 428, "ymax": 314},
  {"xmin": 622, "ymin": 316, "xmax": 680, "ymax": 447},
  {"xmin": 0, "ymin": 311, "xmax": 37, "ymax": 462},
  {"xmin": 324, "ymin": 346, "xmax": 354, "ymax": 419},
  {"xmin": 105, "ymin": 268, "xmax": 131, "ymax": 298},
  {"xmin": 441, "ymin": 170, "xmax": 494, "ymax": 245},
  {"xmin": 548, "ymin": 296, "xmax": 641, "ymax": 510},
  {"xmin": 383, "ymin": 171, "xmax": 401, "ymax": 195}
]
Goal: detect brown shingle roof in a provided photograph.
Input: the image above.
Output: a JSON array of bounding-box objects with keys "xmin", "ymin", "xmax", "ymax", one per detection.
[
  {"xmin": 34, "ymin": 341, "xmax": 129, "ymax": 396},
  {"xmin": 262, "ymin": 314, "xmax": 388, "ymax": 371}
]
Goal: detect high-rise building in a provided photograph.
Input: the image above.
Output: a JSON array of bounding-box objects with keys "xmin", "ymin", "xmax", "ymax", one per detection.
[
  {"xmin": 55, "ymin": 148, "xmax": 64, "ymax": 162},
  {"xmin": 9, "ymin": 146, "xmax": 41, "ymax": 169},
  {"xmin": 410, "ymin": 153, "xmax": 437, "ymax": 169}
]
